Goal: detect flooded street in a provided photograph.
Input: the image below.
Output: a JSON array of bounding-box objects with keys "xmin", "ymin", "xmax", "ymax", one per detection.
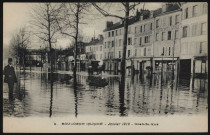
[{"xmin": 3, "ymin": 70, "xmax": 208, "ymax": 117}]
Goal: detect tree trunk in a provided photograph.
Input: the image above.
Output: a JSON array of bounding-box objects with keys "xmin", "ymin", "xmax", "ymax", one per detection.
[
  {"xmin": 120, "ymin": 2, "xmax": 129, "ymax": 87},
  {"xmin": 73, "ymin": 3, "xmax": 80, "ymax": 87},
  {"xmin": 47, "ymin": 4, "xmax": 53, "ymax": 81}
]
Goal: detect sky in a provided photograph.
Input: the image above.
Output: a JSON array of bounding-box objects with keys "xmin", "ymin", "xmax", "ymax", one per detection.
[{"xmin": 3, "ymin": 2, "xmax": 163, "ymax": 50}]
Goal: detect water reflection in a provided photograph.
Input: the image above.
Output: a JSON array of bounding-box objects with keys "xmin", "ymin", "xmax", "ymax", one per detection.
[{"xmin": 3, "ymin": 71, "xmax": 208, "ymax": 117}]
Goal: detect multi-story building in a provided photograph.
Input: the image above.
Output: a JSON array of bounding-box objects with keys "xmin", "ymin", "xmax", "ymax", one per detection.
[
  {"xmin": 103, "ymin": 14, "xmax": 140, "ymax": 72},
  {"xmin": 132, "ymin": 10, "xmax": 154, "ymax": 74},
  {"xmin": 180, "ymin": 2, "xmax": 208, "ymax": 76},
  {"xmin": 85, "ymin": 35, "xmax": 104, "ymax": 70},
  {"xmin": 153, "ymin": 4, "xmax": 182, "ymax": 73},
  {"xmin": 85, "ymin": 35, "xmax": 103, "ymax": 61},
  {"xmin": 102, "ymin": 2, "xmax": 208, "ymax": 76}
]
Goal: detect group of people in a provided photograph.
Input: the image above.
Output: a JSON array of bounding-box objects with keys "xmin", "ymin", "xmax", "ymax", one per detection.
[{"xmin": 3, "ymin": 58, "xmax": 17, "ymax": 100}]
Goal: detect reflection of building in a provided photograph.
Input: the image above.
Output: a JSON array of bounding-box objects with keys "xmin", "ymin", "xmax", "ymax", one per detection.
[{"xmin": 180, "ymin": 2, "xmax": 208, "ymax": 76}]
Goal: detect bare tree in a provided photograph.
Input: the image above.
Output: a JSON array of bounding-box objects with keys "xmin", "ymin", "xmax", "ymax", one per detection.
[
  {"xmin": 9, "ymin": 27, "xmax": 31, "ymax": 71},
  {"xmin": 92, "ymin": 2, "xmax": 141, "ymax": 86},
  {"xmin": 30, "ymin": 3, "xmax": 62, "ymax": 76},
  {"xmin": 54, "ymin": 2, "xmax": 90, "ymax": 86}
]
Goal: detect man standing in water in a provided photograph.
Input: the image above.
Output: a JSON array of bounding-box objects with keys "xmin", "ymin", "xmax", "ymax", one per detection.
[{"xmin": 4, "ymin": 58, "xmax": 17, "ymax": 100}]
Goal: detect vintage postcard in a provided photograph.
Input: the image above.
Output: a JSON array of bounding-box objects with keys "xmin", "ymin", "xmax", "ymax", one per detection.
[{"xmin": 3, "ymin": 2, "xmax": 208, "ymax": 133}]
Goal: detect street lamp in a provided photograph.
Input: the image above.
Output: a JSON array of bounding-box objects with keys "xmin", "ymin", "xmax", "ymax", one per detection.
[{"xmin": 161, "ymin": 52, "xmax": 164, "ymax": 75}]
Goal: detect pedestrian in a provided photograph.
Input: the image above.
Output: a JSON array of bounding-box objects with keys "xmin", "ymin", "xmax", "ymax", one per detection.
[{"xmin": 4, "ymin": 58, "xmax": 17, "ymax": 100}]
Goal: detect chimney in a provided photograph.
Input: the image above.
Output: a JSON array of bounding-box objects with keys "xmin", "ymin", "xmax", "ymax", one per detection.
[
  {"xmin": 106, "ymin": 21, "xmax": 113, "ymax": 29},
  {"xmin": 150, "ymin": 11, "xmax": 153, "ymax": 18},
  {"xmin": 99, "ymin": 35, "xmax": 103, "ymax": 40},
  {"xmin": 140, "ymin": 15, "xmax": 143, "ymax": 21},
  {"xmin": 162, "ymin": 3, "xmax": 167, "ymax": 13}
]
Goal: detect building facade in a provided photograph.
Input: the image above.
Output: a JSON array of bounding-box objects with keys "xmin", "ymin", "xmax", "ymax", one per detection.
[
  {"xmin": 180, "ymin": 2, "xmax": 208, "ymax": 76},
  {"xmin": 102, "ymin": 2, "xmax": 208, "ymax": 76},
  {"xmin": 153, "ymin": 4, "xmax": 182, "ymax": 74}
]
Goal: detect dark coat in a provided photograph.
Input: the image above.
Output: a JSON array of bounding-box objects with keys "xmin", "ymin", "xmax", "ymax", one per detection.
[{"xmin": 4, "ymin": 65, "xmax": 17, "ymax": 83}]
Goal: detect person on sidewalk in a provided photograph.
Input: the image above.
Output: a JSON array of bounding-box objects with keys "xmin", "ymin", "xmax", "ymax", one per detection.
[{"xmin": 4, "ymin": 58, "xmax": 17, "ymax": 100}]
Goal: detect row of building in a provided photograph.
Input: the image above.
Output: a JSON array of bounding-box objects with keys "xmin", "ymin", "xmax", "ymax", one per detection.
[
  {"xmin": 102, "ymin": 2, "xmax": 208, "ymax": 76},
  {"xmin": 25, "ymin": 2, "xmax": 207, "ymax": 76}
]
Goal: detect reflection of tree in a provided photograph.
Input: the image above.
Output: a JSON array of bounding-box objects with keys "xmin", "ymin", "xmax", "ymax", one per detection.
[
  {"xmin": 119, "ymin": 79, "xmax": 126, "ymax": 116},
  {"xmin": 49, "ymin": 80, "xmax": 53, "ymax": 117},
  {"xmin": 73, "ymin": 86, "xmax": 78, "ymax": 117}
]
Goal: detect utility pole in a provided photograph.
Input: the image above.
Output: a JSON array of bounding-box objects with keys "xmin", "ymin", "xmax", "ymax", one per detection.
[{"xmin": 172, "ymin": 31, "xmax": 175, "ymax": 80}]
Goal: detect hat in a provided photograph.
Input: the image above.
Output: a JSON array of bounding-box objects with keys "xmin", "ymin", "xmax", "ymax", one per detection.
[{"xmin": 8, "ymin": 58, "xmax": 12, "ymax": 62}]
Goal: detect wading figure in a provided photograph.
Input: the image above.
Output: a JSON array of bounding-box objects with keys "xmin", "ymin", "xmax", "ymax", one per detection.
[{"xmin": 4, "ymin": 58, "xmax": 17, "ymax": 100}]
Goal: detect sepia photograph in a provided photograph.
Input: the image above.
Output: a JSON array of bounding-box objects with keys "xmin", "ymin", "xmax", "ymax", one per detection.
[{"xmin": 2, "ymin": 1, "xmax": 208, "ymax": 133}]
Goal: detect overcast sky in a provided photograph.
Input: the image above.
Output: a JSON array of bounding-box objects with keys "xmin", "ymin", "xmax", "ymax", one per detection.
[{"xmin": 3, "ymin": 2, "xmax": 162, "ymax": 50}]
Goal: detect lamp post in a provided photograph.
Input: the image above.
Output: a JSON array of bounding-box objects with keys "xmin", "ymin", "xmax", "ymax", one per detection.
[
  {"xmin": 161, "ymin": 52, "xmax": 164, "ymax": 76},
  {"xmin": 172, "ymin": 32, "xmax": 176, "ymax": 80}
]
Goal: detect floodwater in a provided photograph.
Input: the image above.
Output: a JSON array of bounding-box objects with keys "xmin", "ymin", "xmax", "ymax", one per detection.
[{"xmin": 3, "ymin": 70, "xmax": 208, "ymax": 117}]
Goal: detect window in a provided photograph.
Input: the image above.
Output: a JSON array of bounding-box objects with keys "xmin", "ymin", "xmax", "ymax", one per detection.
[
  {"xmin": 100, "ymin": 54, "xmax": 102, "ymax": 59},
  {"xmin": 128, "ymin": 50, "xmax": 131, "ymax": 57},
  {"xmin": 108, "ymin": 32, "xmax": 110, "ymax": 37},
  {"xmin": 144, "ymin": 24, "xmax": 146, "ymax": 32},
  {"xmin": 200, "ymin": 42, "xmax": 207, "ymax": 54},
  {"xmin": 140, "ymin": 26, "xmax": 142, "ymax": 32},
  {"xmin": 156, "ymin": 19, "xmax": 159, "ymax": 28},
  {"xmin": 112, "ymin": 41, "xmax": 114, "ymax": 47},
  {"xmin": 120, "ymin": 29, "xmax": 122, "ymax": 35},
  {"xmin": 144, "ymin": 48, "xmax": 146, "ymax": 56},
  {"xmin": 100, "ymin": 46, "xmax": 102, "ymax": 51},
  {"xmin": 175, "ymin": 30, "xmax": 179, "ymax": 39},
  {"xmin": 116, "ymin": 30, "xmax": 118, "ymax": 36},
  {"xmin": 169, "ymin": 16, "xmax": 172, "ymax": 26},
  {"xmin": 119, "ymin": 51, "xmax": 121, "ymax": 58},
  {"xmin": 104, "ymin": 42, "xmax": 106, "ymax": 48},
  {"xmin": 169, "ymin": 47, "xmax": 171, "ymax": 56},
  {"xmin": 183, "ymin": 26, "xmax": 188, "ymax": 37},
  {"xmin": 162, "ymin": 47, "xmax": 165, "ymax": 56},
  {"xmin": 128, "ymin": 38, "xmax": 132, "ymax": 45},
  {"xmin": 112, "ymin": 31, "xmax": 114, "ymax": 37},
  {"xmin": 192, "ymin": 5, "xmax": 198, "ymax": 17},
  {"xmin": 90, "ymin": 47, "xmax": 92, "ymax": 51},
  {"xmin": 119, "ymin": 39, "xmax": 122, "ymax": 46},
  {"xmin": 134, "ymin": 38, "xmax": 137, "ymax": 45},
  {"xmin": 185, "ymin": 8, "xmax": 188, "ymax": 19},
  {"xmin": 156, "ymin": 33, "xmax": 159, "ymax": 41},
  {"xmin": 135, "ymin": 27, "xmax": 137, "ymax": 34},
  {"xmin": 145, "ymin": 36, "xmax": 150, "ymax": 43},
  {"xmin": 168, "ymin": 31, "xmax": 171, "ymax": 40},
  {"xmin": 135, "ymin": 49, "xmax": 137, "ymax": 56},
  {"xmin": 150, "ymin": 23, "xmax": 152, "ymax": 30},
  {"xmin": 203, "ymin": 3, "xmax": 207, "ymax": 14},
  {"xmin": 200, "ymin": 43, "xmax": 203, "ymax": 54},
  {"xmin": 139, "ymin": 37, "xmax": 142, "ymax": 46},
  {"xmin": 175, "ymin": 15, "xmax": 179, "ymax": 24},
  {"xmin": 162, "ymin": 32, "xmax": 166, "ymax": 41},
  {"xmin": 201, "ymin": 23, "xmax": 207, "ymax": 35}
]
